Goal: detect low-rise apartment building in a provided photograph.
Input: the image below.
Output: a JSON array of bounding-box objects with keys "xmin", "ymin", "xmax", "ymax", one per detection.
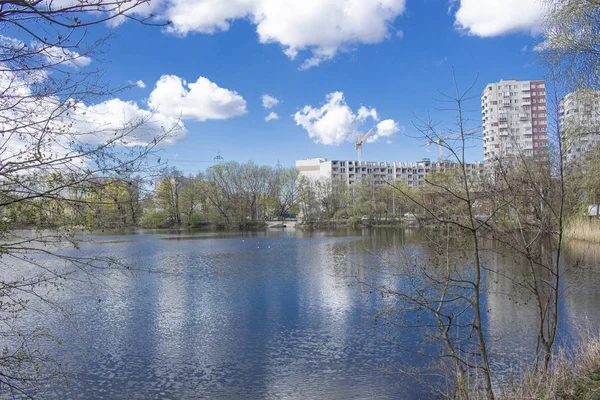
[{"xmin": 296, "ymin": 158, "xmax": 484, "ymax": 188}]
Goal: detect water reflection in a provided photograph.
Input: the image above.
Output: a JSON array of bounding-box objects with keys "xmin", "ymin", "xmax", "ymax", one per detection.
[
  {"xmin": 563, "ymin": 241, "xmax": 600, "ymax": 339},
  {"xmin": 3, "ymin": 229, "xmax": 600, "ymax": 399},
  {"xmin": 484, "ymin": 244, "xmax": 540, "ymax": 374}
]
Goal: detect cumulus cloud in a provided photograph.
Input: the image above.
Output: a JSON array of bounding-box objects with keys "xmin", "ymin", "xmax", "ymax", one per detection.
[
  {"xmin": 0, "ymin": 35, "xmax": 91, "ymax": 68},
  {"xmin": 136, "ymin": 80, "xmax": 146, "ymax": 88},
  {"xmin": 453, "ymin": 0, "xmax": 545, "ymax": 37},
  {"xmin": 39, "ymin": 45, "xmax": 92, "ymax": 68},
  {"xmin": 262, "ymin": 94, "xmax": 279, "ymax": 109},
  {"xmin": 366, "ymin": 119, "xmax": 401, "ymax": 143},
  {"xmin": 162, "ymin": 0, "xmax": 407, "ymax": 68},
  {"xmin": 358, "ymin": 106, "xmax": 378, "ymax": 122},
  {"xmin": 1, "ymin": 70, "xmax": 249, "ymax": 160},
  {"xmin": 70, "ymin": 98, "xmax": 185, "ymax": 146},
  {"xmin": 0, "ymin": 69, "xmax": 185, "ymax": 155},
  {"xmin": 148, "ymin": 75, "xmax": 247, "ymax": 121},
  {"xmin": 265, "ymin": 111, "xmax": 279, "ymax": 122},
  {"xmin": 294, "ymin": 91, "xmax": 399, "ymax": 146},
  {"xmin": 0, "ymin": 70, "xmax": 186, "ymax": 171}
]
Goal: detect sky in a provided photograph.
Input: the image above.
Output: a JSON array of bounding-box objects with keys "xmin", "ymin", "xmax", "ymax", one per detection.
[{"xmin": 8, "ymin": 0, "xmax": 551, "ymax": 175}]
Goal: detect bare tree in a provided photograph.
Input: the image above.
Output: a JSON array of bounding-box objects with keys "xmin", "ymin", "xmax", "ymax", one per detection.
[
  {"xmin": 357, "ymin": 76, "xmax": 496, "ymax": 398},
  {"xmin": 0, "ymin": 2, "xmax": 174, "ymax": 396},
  {"xmin": 360, "ymin": 70, "xmax": 584, "ymax": 398}
]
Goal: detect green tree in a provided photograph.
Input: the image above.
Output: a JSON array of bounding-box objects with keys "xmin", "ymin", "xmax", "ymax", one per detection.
[
  {"xmin": 84, "ymin": 178, "xmax": 140, "ymax": 229},
  {"xmin": 541, "ymin": 0, "xmax": 600, "ymax": 90},
  {"xmin": 179, "ymin": 173, "xmax": 206, "ymax": 227},
  {"xmin": 155, "ymin": 168, "xmax": 184, "ymax": 227}
]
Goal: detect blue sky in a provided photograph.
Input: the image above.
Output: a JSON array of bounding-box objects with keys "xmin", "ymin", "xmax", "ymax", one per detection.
[{"xmin": 14, "ymin": 0, "xmax": 551, "ymax": 175}]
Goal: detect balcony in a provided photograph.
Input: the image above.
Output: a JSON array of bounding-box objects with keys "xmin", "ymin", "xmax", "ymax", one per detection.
[{"xmin": 519, "ymin": 114, "xmax": 528, "ymax": 121}]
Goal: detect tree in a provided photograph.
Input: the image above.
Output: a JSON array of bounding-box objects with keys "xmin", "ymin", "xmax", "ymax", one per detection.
[
  {"xmin": 541, "ymin": 0, "xmax": 600, "ymax": 91},
  {"xmin": 0, "ymin": 2, "xmax": 173, "ymax": 396},
  {"xmin": 358, "ymin": 74, "xmax": 579, "ymax": 398},
  {"xmin": 155, "ymin": 167, "xmax": 184, "ymax": 227},
  {"xmin": 179, "ymin": 173, "xmax": 206, "ymax": 227},
  {"xmin": 270, "ymin": 166, "xmax": 300, "ymax": 219},
  {"xmin": 84, "ymin": 177, "xmax": 140, "ymax": 229},
  {"xmin": 200, "ymin": 161, "xmax": 289, "ymax": 228}
]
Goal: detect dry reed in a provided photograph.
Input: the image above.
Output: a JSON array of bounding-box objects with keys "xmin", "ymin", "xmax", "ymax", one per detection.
[
  {"xmin": 565, "ymin": 218, "xmax": 600, "ymax": 244},
  {"xmin": 499, "ymin": 329, "xmax": 600, "ymax": 399}
]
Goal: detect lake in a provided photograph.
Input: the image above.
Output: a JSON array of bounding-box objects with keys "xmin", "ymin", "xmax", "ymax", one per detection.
[{"xmin": 4, "ymin": 228, "xmax": 600, "ymax": 399}]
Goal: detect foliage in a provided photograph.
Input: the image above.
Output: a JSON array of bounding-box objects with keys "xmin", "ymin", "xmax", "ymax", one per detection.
[
  {"xmin": 541, "ymin": 0, "xmax": 600, "ymax": 91},
  {"xmin": 139, "ymin": 209, "xmax": 170, "ymax": 229},
  {"xmin": 140, "ymin": 163, "xmax": 300, "ymax": 229}
]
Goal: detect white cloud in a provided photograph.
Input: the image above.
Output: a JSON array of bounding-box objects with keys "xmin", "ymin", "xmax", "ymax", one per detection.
[
  {"xmin": 396, "ymin": 30, "xmax": 404, "ymax": 39},
  {"xmin": 453, "ymin": 0, "xmax": 545, "ymax": 37},
  {"xmin": 148, "ymin": 75, "xmax": 247, "ymax": 122},
  {"xmin": 136, "ymin": 80, "xmax": 146, "ymax": 88},
  {"xmin": 294, "ymin": 91, "xmax": 399, "ymax": 146},
  {"xmin": 358, "ymin": 106, "xmax": 378, "ymax": 122},
  {"xmin": 265, "ymin": 111, "xmax": 279, "ymax": 121},
  {"xmin": 162, "ymin": 0, "xmax": 407, "ymax": 68},
  {"xmin": 38, "ymin": 45, "xmax": 92, "ymax": 68},
  {"xmin": 262, "ymin": 94, "xmax": 279, "ymax": 109},
  {"xmin": 0, "ymin": 68, "xmax": 186, "ymax": 171},
  {"xmin": 0, "ymin": 35, "xmax": 91, "ymax": 68},
  {"xmin": 366, "ymin": 119, "xmax": 401, "ymax": 143},
  {"xmin": 70, "ymin": 98, "xmax": 185, "ymax": 146}
]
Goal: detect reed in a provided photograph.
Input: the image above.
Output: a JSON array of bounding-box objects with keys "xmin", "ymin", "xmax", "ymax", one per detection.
[
  {"xmin": 565, "ymin": 218, "xmax": 600, "ymax": 244},
  {"xmin": 499, "ymin": 329, "xmax": 600, "ymax": 400}
]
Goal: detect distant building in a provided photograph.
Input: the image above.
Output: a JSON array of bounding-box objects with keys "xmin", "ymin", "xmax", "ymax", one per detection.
[
  {"xmin": 296, "ymin": 158, "xmax": 484, "ymax": 188},
  {"xmin": 481, "ymin": 78, "xmax": 548, "ymax": 164},
  {"xmin": 559, "ymin": 89, "xmax": 600, "ymax": 164}
]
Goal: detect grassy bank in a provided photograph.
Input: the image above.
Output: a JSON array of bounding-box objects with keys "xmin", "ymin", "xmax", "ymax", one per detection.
[
  {"xmin": 500, "ymin": 330, "xmax": 600, "ymax": 399},
  {"xmin": 566, "ymin": 218, "xmax": 600, "ymax": 244}
]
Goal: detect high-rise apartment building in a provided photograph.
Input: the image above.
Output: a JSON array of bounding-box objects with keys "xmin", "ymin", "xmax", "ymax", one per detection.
[
  {"xmin": 481, "ymin": 79, "xmax": 548, "ymax": 164},
  {"xmin": 559, "ymin": 89, "xmax": 600, "ymax": 164}
]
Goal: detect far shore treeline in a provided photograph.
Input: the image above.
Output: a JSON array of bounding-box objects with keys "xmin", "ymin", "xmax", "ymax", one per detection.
[{"xmin": 2, "ymin": 152, "xmax": 599, "ymax": 234}]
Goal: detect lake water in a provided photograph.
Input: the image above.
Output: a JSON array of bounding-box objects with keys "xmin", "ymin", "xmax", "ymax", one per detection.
[{"xmin": 4, "ymin": 228, "xmax": 600, "ymax": 399}]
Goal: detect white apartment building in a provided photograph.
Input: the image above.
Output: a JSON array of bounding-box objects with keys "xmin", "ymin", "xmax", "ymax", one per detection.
[
  {"xmin": 296, "ymin": 158, "xmax": 484, "ymax": 188},
  {"xmin": 482, "ymin": 79, "xmax": 548, "ymax": 163},
  {"xmin": 559, "ymin": 89, "xmax": 600, "ymax": 164}
]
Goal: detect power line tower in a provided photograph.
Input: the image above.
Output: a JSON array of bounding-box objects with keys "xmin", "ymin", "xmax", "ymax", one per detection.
[{"xmin": 214, "ymin": 150, "xmax": 224, "ymax": 165}]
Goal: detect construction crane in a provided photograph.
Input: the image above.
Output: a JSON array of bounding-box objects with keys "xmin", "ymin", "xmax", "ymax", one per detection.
[
  {"xmin": 426, "ymin": 128, "xmax": 480, "ymax": 163},
  {"xmin": 355, "ymin": 127, "xmax": 376, "ymax": 162}
]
